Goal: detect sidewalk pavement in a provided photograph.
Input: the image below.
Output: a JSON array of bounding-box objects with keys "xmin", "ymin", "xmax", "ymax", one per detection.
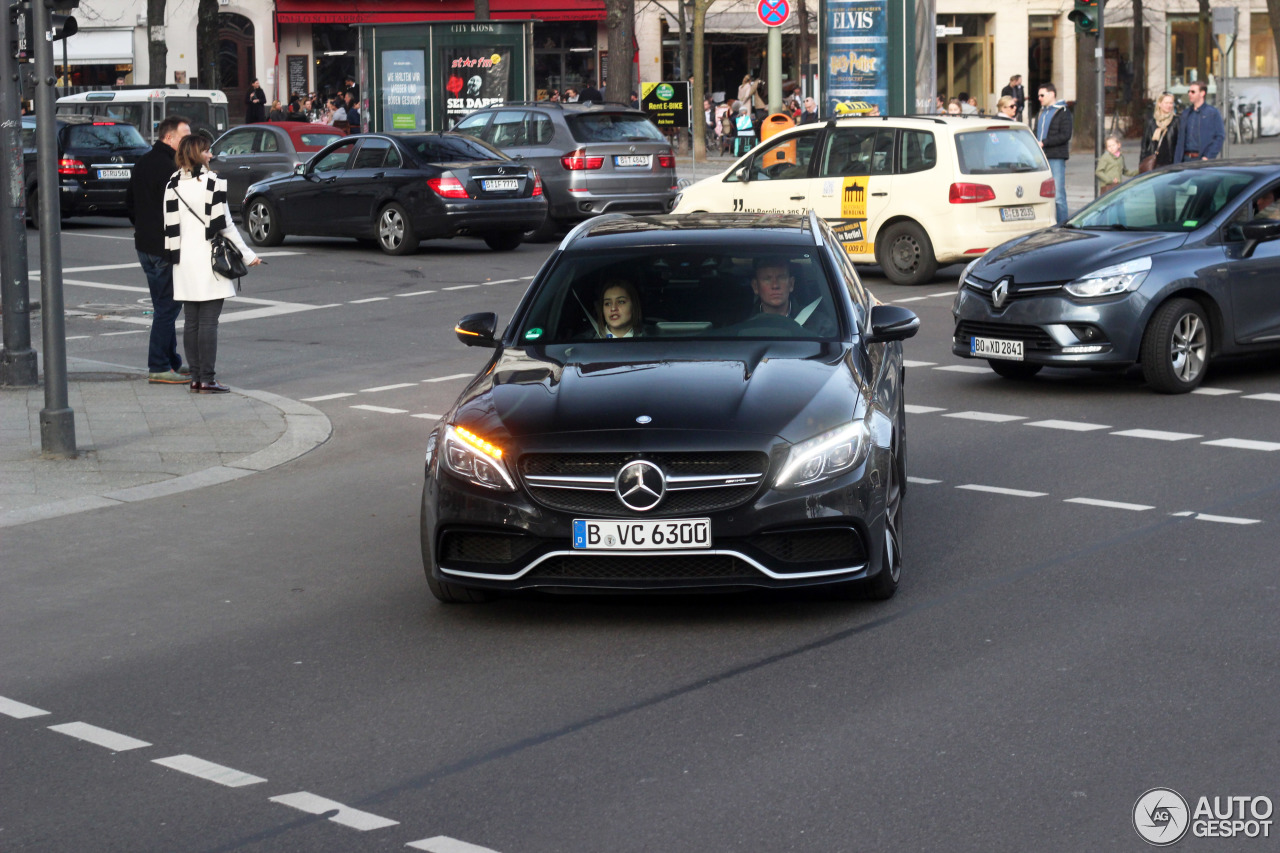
[{"xmin": 0, "ymin": 358, "xmax": 331, "ymax": 528}]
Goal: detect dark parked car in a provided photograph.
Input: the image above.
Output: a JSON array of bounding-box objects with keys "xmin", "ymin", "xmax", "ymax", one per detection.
[
  {"xmin": 952, "ymin": 160, "xmax": 1280, "ymax": 392},
  {"xmin": 453, "ymin": 103, "xmax": 678, "ymax": 241},
  {"xmin": 420, "ymin": 213, "xmax": 920, "ymax": 602},
  {"xmin": 21, "ymin": 115, "xmax": 150, "ymax": 226},
  {"xmin": 242, "ymin": 132, "xmax": 546, "ymax": 254},
  {"xmin": 210, "ymin": 122, "xmax": 347, "ymax": 214}
]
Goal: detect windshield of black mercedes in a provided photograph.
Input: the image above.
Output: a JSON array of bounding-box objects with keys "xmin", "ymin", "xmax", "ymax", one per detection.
[
  {"xmin": 515, "ymin": 248, "xmax": 843, "ymax": 344},
  {"xmin": 1067, "ymin": 168, "xmax": 1255, "ymax": 232}
]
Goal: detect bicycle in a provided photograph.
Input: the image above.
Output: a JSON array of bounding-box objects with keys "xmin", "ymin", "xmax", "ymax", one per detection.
[{"xmin": 1228, "ymin": 96, "xmax": 1257, "ymax": 145}]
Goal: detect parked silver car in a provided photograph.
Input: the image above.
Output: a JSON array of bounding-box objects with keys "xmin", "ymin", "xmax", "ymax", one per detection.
[
  {"xmin": 453, "ymin": 103, "xmax": 678, "ymax": 241},
  {"xmin": 210, "ymin": 122, "xmax": 348, "ymax": 214}
]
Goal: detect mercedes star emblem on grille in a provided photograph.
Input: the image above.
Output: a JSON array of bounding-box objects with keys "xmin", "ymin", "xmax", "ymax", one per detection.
[
  {"xmin": 616, "ymin": 460, "xmax": 665, "ymax": 512},
  {"xmin": 992, "ymin": 278, "xmax": 1010, "ymax": 308}
]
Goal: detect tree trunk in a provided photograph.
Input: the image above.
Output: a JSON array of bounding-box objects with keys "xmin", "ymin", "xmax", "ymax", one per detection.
[
  {"xmin": 1128, "ymin": 0, "xmax": 1146, "ymax": 136},
  {"xmin": 691, "ymin": 1, "xmax": 709, "ymax": 160},
  {"xmin": 604, "ymin": 0, "xmax": 636, "ymax": 105},
  {"xmin": 796, "ymin": 0, "xmax": 810, "ymax": 91},
  {"xmin": 196, "ymin": 0, "xmax": 220, "ymax": 91},
  {"xmin": 1074, "ymin": 30, "xmax": 1098, "ymax": 152},
  {"xmin": 475, "ymin": 0, "xmax": 490, "ymax": 19},
  {"xmin": 147, "ymin": 0, "xmax": 166, "ymax": 87},
  {"xmin": 1197, "ymin": 0, "xmax": 1212, "ymax": 85}
]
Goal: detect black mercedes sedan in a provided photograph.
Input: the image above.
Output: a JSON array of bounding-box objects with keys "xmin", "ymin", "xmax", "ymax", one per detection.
[
  {"xmin": 952, "ymin": 159, "xmax": 1280, "ymax": 392},
  {"xmin": 420, "ymin": 213, "xmax": 921, "ymax": 602},
  {"xmin": 22, "ymin": 115, "xmax": 151, "ymax": 226},
  {"xmin": 241, "ymin": 132, "xmax": 546, "ymax": 254}
]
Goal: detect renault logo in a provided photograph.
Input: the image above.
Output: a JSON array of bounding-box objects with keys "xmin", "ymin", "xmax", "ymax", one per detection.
[
  {"xmin": 992, "ymin": 278, "xmax": 1011, "ymax": 308},
  {"xmin": 616, "ymin": 460, "xmax": 665, "ymax": 512}
]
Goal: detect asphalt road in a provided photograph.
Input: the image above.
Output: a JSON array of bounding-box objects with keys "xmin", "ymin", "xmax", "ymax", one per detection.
[{"xmin": 3, "ymin": 217, "xmax": 1279, "ymax": 852}]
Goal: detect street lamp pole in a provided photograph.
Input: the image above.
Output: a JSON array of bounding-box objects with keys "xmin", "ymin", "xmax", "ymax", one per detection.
[{"xmin": 0, "ymin": 0, "xmax": 39, "ymax": 387}]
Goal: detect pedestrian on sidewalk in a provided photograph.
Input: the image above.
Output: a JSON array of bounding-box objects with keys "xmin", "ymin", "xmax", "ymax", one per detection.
[
  {"xmin": 1141, "ymin": 92, "xmax": 1180, "ymax": 170},
  {"xmin": 1000, "ymin": 74, "xmax": 1026, "ymax": 121},
  {"xmin": 163, "ymin": 135, "xmax": 261, "ymax": 394},
  {"xmin": 1173, "ymin": 81, "xmax": 1224, "ymax": 163},
  {"xmin": 798, "ymin": 96, "xmax": 819, "ymax": 125},
  {"xmin": 126, "ymin": 114, "xmax": 192, "ymax": 385},
  {"xmin": 1034, "ymin": 83, "xmax": 1072, "ymax": 224},
  {"xmin": 1096, "ymin": 134, "xmax": 1137, "ymax": 194}
]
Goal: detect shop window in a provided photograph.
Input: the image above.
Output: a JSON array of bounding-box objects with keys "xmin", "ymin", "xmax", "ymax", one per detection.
[{"xmin": 1253, "ymin": 14, "xmax": 1277, "ymax": 77}]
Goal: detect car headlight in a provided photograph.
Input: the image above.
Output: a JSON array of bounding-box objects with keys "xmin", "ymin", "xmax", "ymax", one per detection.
[
  {"xmin": 1064, "ymin": 256, "xmax": 1151, "ymax": 298},
  {"xmin": 441, "ymin": 424, "xmax": 516, "ymax": 491},
  {"xmin": 775, "ymin": 422, "xmax": 869, "ymax": 489},
  {"xmin": 959, "ymin": 258, "xmax": 981, "ymax": 288}
]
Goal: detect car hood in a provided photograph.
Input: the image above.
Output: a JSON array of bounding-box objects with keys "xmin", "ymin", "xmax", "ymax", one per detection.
[
  {"xmin": 975, "ymin": 227, "xmax": 1188, "ymax": 284},
  {"xmin": 451, "ymin": 341, "xmax": 867, "ymax": 446}
]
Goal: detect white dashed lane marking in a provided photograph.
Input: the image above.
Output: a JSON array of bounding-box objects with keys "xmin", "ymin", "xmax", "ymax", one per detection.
[
  {"xmin": 1193, "ymin": 387, "xmax": 1242, "ymax": 396},
  {"xmin": 351, "ymin": 405, "xmax": 408, "ymax": 414},
  {"xmin": 1171, "ymin": 511, "xmax": 1260, "ymax": 525},
  {"xmin": 48, "ymin": 722, "xmax": 151, "ymax": 751},
  {"xmin": 1245, "ymin": 392, "xmax": 1280, "ymax": 402},
  {"xmin": 955, "ymin": 484, "xmax": 1047, "ymax": 498},
  {"xmin": 1202, "ymin": 438, "xmax": 1280, "ymax": 451},
  {"xmin": 302, "ymin": 392, "xmax": 356, "ymax": 402},
  {"xmin": 1065, "ymin": 497, "xmax": 1154, "ymax": 512},
  {"xmin": 398, "ymin": 290, "xmax": 437, "ymax": 297},
  {"xmin": 407, "ymin": 836, "xmax": 503, "ymax": 852},
  {"xmin": 152, "ymin": 754, "xmax": 267, "ymax": 787},
  {"xmin": 349, "ymin": 297, "xmax": 389, "ymax": 304},
  {"xmin": 907, "ymin": 477, "xmax": 942, "ymax": 485},
  {"xmin": 0, "ymin": 695, "xmax": 50, "ymax": 718},
  {"xmin": 944, "ymin": 411, "xmax": 1025, "ymax": 423},
  {"xmin": 424, "ymin": 373, "xmax": 472, "ymax": 383},
  {"xmin": 902, "ymin": 360, "xmax": 937, "ymax": 368},
  {"xmin": 1111, "ymin": 428, "xmax": 1202, "ymax": 442},
  {"xmin": 444, "ymin": 284, "xmax": 479, "ymax": 291},
  {"xmin": 933, "ymin": 365, "xmax": 990, "ymax": 374},
  {"xmin": 361, "ymin": 383, "xmax": 418, "ymax": 393},
  {"xmin": 269, "ymin": 791, "xmax": 399, "ymax": 831},
  {"xmin": 412, "ymin": 413, "xmax": 443, "ymax": 420},
  {"xmin": 1025, "ymin": 419, "xmax": 1111, "ymax": 432},
  {"xmin": 904, "ymin": 404, "xmax": 945, "ymax": 414}
]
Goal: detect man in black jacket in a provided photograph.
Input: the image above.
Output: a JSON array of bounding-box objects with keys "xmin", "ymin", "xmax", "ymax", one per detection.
[
  {"xmin": 1034, "ymin": 83, "xmax": 1072, "ymax": 224},
  {"xmin": 126, "ymin": 115, "xmax": 191, "ymax": 384}
]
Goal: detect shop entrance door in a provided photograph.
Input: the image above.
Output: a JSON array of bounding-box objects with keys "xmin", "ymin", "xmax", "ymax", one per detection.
[{"xmin": 939, "ymin": 38, "xmax": 988, "ymax": 106}]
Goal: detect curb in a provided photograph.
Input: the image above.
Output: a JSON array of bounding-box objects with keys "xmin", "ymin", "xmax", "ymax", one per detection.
[{"xmin": 0, "ymin": 387, "xmax": 332, "ymax": 529}]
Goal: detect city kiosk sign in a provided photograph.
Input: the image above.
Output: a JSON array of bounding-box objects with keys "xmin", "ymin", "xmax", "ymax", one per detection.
[
  {"xmin": 640, "ymin": 81, "xmax": 689, "ymax": 128},
  {"xmin": 357, "ymin": 20, "xmax": 532, "ymax": 132}
]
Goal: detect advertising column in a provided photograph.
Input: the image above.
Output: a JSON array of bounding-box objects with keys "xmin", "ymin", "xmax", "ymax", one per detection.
[
  {"xmin": 441, "ymin": 49, "xmax": 512, "ymax": 129},
  {"xmin": 823, "ymin": 0, "xmax": 889, "ymax": 117},
  {"xmin": 381, "ymin": 50, "xmax": 425, "ymax": 131}
]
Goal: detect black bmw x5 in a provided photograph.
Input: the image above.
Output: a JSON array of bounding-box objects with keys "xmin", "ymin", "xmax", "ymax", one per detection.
[{"xmin": 420, "ymin": 213, "xmax": 920, "ymax": 602}]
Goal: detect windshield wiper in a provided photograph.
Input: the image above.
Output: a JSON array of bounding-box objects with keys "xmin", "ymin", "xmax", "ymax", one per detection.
[{"xmin": 1081, "ymin": 223, "xmax": 1132, "ymax": 231}]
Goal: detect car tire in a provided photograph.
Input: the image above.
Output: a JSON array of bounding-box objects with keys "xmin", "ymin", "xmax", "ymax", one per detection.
[
  {"xmin": 988, "ymin": 360, "xmax": 1043, "ymax": 380},
  {"xmin": 861, "ymin": 420, "xmax": 905, "ymax": 601},
  {"xmin": 245, "ymin": 197, "xmax": 285, "ymax": 247},
  {"xmin": 483, "ymin": 231, "xmax": 523, "ymax": 252},
  {"xmin": 876, "ymin": 221, "xmax": 937, "ymax": 286},
  {"xmin": 426, "ymin": 572, "xmax": 494, "ymax": 604},
  {"xmin": 377, "ymin": 202, "xmax": 418, "ymax": 255},
  {"xmin": 1140, "ymin": 298, "xmax": 1210, "ymax": 394},
  {"xmin": 524, "ymin": 215, "xmax": 564, "ymax": 243},
  {"xmin": 26, "ymin": 187, "xmax": 39, "ymax": 229}
]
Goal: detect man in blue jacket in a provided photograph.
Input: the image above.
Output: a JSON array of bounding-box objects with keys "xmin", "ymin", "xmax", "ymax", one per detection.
[
  {"xmin": 1034, "ymin": 83, "xmax": 1073, "ymax": 225},
  {"xmin": 1173, "ymin": 81, "xmax": 1225, "ymax": 162}
]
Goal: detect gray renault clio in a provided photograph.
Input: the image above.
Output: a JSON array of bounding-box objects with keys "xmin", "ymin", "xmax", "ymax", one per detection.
[{"xmin": 952, "ymin": 160, "xmax": 1280, "ymax": 393}]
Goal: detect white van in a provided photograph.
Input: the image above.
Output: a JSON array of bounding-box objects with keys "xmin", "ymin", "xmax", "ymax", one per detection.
[{"xmin": 55, "ymin": 88, "xmax": 230, "ymax": 144}]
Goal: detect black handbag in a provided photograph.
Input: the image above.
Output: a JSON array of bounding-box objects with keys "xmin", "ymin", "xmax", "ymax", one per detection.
[{"xmin": 176, "ymin": 192, "xmax": 249, "ymax": 289}]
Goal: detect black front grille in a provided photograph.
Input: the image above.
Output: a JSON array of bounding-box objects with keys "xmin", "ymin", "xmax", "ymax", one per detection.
[
  {"xmin": 527, "ymin": 554, "xmax": 756, "ymax": 580},
  {"xmin": 748, "ymin": 528, "xmax": 866, "ymax": 564},
  {"xmin": 440, "ymin": 530, "xmax": 540, "ymax": 564},
  {"xmin": 520, "ymin": 452, "xmax": 767, "ymax": 517},
  {"xmin": 955, "ymin": 321, "xmax": 1056, "ymax": 351},
  {"xmin": 963, "ymin": 282, "xmax": 1062, "ymax": 307}
]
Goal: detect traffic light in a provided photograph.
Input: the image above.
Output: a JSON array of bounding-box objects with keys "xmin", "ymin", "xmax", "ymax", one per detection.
[
  {"xmin": 1068, "ymin": 0, "xmax": 1100, "ymax": 36},
  {"xmin": 9, "ymin": 2, "xmax": 32, "ymax": 61},
  {"xmin": 46, "ymin": 0, "xmax": 77, "ymax": 42}
]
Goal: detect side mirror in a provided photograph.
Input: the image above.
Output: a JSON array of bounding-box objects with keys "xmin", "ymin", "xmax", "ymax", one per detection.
[
  {"xmin": 865, "ymin": 304, "xmax": 920, "ymax": 343},
  {"xmin": 293, "ymin": 162, "xmax": 307, "ymax": 176},
  {"xmin": 1241, "ymin": 219, "xmax": 1280, "ymax": 258},
  {"xmin": 455, "ymin": 312, "xmax": 498, "ymax": 348}
]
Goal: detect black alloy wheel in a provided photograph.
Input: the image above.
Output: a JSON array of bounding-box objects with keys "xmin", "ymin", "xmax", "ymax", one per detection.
[
  {"xmin": 245, "ymin": 197, "xmax": 284, "ymax": 247},
  {"xmin": 876, "ymin": 221, "xmax": 938, "ymax": 286},
  {"xmin": 1140, "ymin": 297, "xmax": 1210, "ymax": 393}
]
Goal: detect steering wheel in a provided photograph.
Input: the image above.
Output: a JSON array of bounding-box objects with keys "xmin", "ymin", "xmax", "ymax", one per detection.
[{"xmin": 735, "ymin": 312, "xmax": 806, "ymax": 337}]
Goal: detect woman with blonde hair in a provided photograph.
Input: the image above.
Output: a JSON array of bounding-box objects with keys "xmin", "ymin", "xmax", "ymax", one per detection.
[
  {"xmin": 996, "ymin": 95, "xmax": 1018, "ymax": 119},
  {"xmin": 1141, "ymin": 92, "xmax": 1180, "ymax": 171},
  {"xmin": 162, "ymin": 134, "xmax": 261, "ymax": 393}
]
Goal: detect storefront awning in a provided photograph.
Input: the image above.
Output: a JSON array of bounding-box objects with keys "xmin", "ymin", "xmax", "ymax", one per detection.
[
  {"xmin": 679, "ymin": 10, "xmax": 807, "ymax": 34},
  {"xmin": 275, "ymin": 1, "xmax": 605, "ymax": 24},
  {"xmin": 59, "ymin": 28, "xmax": 134, "ymax": 64}
]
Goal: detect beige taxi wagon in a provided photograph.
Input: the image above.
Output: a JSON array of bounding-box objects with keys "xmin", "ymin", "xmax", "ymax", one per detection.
[{"xmin": 673, "ymin": 115, "xmax": 1055, "ymax": 285}]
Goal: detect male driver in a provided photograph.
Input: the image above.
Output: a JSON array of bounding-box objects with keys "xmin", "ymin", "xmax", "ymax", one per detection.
[
  {"xmin": 1034, "ymin": 83, "xmax": 1073, "ymax": 225},
  {"xmin": 126, "ymin": 115, "xmax": 191, "ymax": 384},
  {"xmin": 1173, "ymin": 81, "xmax": 1225, "ymax": 163},
  {"xmin": 750, "ymin": 259, "xmax": 836, "ymax": 335}
]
